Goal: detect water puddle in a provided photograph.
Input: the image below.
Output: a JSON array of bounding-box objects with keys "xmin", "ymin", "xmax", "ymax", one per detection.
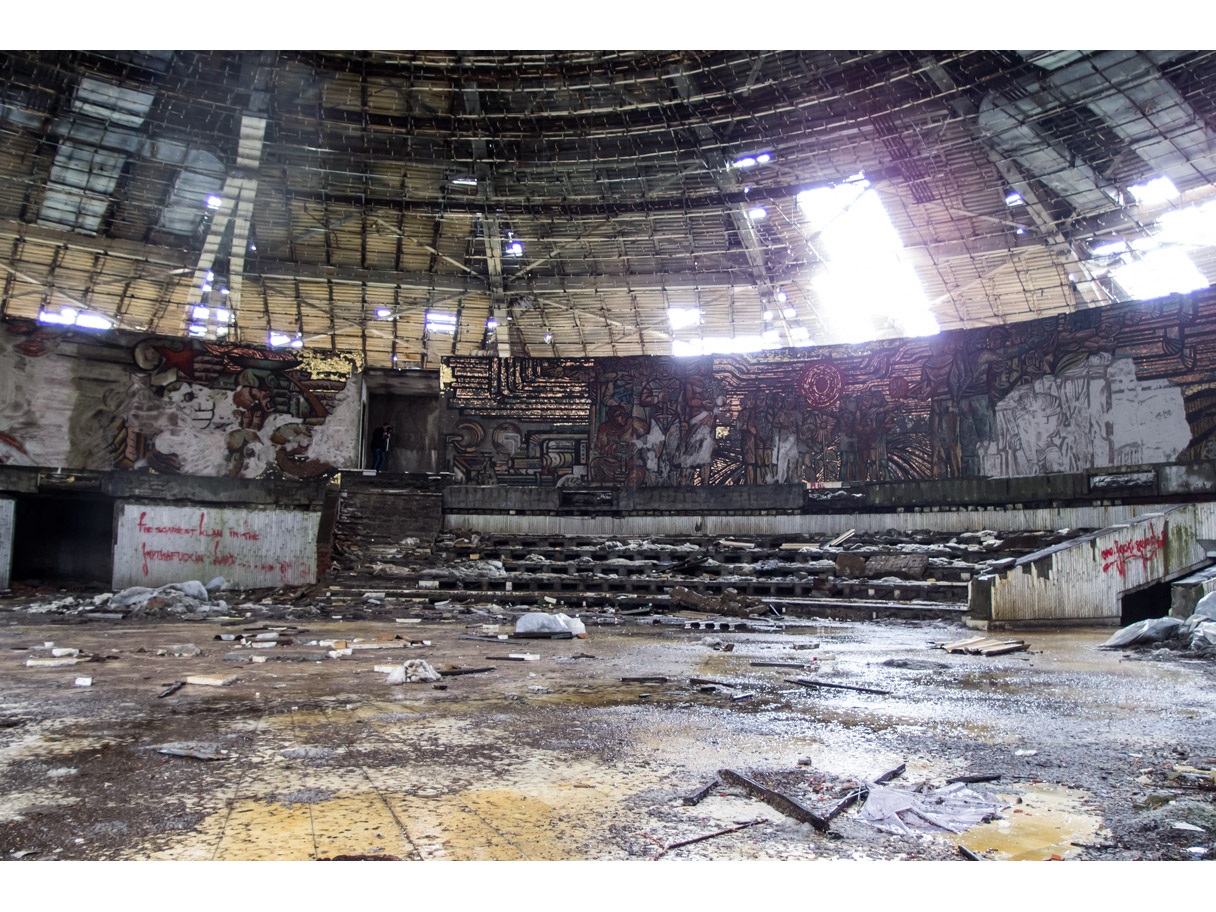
[{"xmin": 956, "ymin": 783, "xmax": 1105, "ymax": 860}]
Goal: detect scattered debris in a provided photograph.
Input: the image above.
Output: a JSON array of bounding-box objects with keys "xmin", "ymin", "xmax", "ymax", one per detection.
[
  {"xmin": 171, "ymin": 643, "xmax": 202, "ymax": 657},
  {"xmin": 718, "ymin": 768, "xmax": 829, "ymax": 831},
  {"xmin": 750, "ymin": 661, "xmax": 809, "ymax": 670},
  {"xmin": 73, "ymin": 676, "xmax": 92, "ymax": 687},
  {"xmin": 946, "ymin": 774, "xmax": 1003, "ymax": 785},
  {"xmin": 158, "ymin": 681, "xmax": 186, "ymax": 698},
  {"xmin": 318, "ymin": 854, "xmax": 402, "ymax": 861},
  {"xmin": 881, "ymin": 657, "xmax": 950, "ymax": 670},
  {"xmin": 621, "ymin": 676, "xmax": 668, "ymax": 684},
  {"xmin": 958, "ymin": 845, "xmax": 982, "ymax": 860},
  {"xmin": 827, "ymin": 529, "xmax": 856, "ymax": 547},
  {"xmin": 438, "ymin": 665, "xmax": 496, "ymax": 677}
]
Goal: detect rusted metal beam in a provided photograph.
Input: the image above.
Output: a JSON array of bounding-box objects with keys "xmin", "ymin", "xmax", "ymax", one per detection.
[{"xmin": 718, "ymin": 768, "xmax": 830, "ymax": 831}]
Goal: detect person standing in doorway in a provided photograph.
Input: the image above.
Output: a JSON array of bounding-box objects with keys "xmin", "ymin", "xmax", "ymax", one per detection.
[{"xmin": 371, "ymin": 422, "xmax": 392, "ymax": 472}]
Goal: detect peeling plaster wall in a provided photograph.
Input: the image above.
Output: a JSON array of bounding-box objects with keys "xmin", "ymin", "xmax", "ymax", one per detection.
[
  {"xmin": 978, "ymin": 354, "xmax": 1193, "ymax": 476},
  {"xmin": 441, "ymin": 289, "xmax": 1216, "ymax": 487},
  {"xmin": 0, "ymin": 320, "xmax": 363, "ymax": 479}
]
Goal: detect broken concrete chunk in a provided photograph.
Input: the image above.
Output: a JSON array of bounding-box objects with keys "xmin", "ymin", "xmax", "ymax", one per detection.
[
  {"xmin": 835, "ymin": 553, "xmax": 867, "ymax": 578},
  {"xmin": 171, "ymin": 643, "xmax": 202, "ymax": 657},
  {"xmin": 157, "ymin": 742, "xmax": 226, "ymax": 761},
  {"xmin": 26, "ymin": 656, "xmax": 84, "ymax": 667},
  {"xmin": 865, "ymin": 554, "xmax": 929, "ymax": 580},
  {"xmin": 74, "ymin": 676, "xmax": 93, "ymax": 687}
]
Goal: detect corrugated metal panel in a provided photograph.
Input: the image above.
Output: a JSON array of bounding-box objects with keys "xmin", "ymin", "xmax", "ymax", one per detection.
[
  {"xmin": 989, "ymin": 502, "xmax": 1216, "ymax": 623},
  {"xmin": 0, "ymin": 498, "xmax": 13, "ymax": 589},
  {"xmin": 443, "ymin": 504, "xmax": 1151, "ymax": 537},
  {"xmin": 112, "ymin": 503, "xmax": 319, "ymax": 590}
]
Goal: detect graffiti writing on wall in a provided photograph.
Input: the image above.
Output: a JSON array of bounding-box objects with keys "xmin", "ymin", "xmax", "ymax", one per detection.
[
  {"xmin": 114, "ymin": 504, "xmax": 318, "ymax": 589},
  {"xmin": 440, "ymin": 290, "xmax": 1216, "ymax": 487},
  {"xmin": 1100, "ymin": 524, "xmax": 1167, "ymax": 576}
]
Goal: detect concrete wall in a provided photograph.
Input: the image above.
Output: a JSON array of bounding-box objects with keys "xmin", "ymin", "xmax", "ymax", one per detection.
[
  {"xmin": 973, "ymin": 502, "xmax": 1216, "ymax": 626},
  {"xmin": 441, "ymin": 289, "xmax": 1216, "ymax": 488},
  {"xmin": 0, "ymin": 497, "xmax": 12, "ymax": 589},
  {"xmin": 0, "ymin": 319, "xmax": 362, "ymax": 479},
  {"xmin": 443, "ymin": 503, "xmax": 1159, "ymax": 537},
  {"xmin": 112, "ymin": 502, "xmax": 320, "ymax": 589}
]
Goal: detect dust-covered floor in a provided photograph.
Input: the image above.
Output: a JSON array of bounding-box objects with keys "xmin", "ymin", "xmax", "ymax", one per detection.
[{"xmin": 1, "ymin": 611, "xmax": 1214, "ymax": 862}]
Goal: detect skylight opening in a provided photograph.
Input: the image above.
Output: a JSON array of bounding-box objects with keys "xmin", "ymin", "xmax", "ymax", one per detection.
[
  {"xmin": 796, "ymin": 177, "xmax": 938, "ymax": 344},
  {"xmin": 204, "ymin": 194, "xmax": 222, "ymax": 210},
  {"xmin": 452, "ymin": 177, "xmax": 477, "ymax": 186},
  {"xmin": 268, "ymin": 331, "xmax": 291, "ymax": 347},
  {"xmin": 789, "ymin": 327, "xmax": 813, "ymax": 347},
  {"xmin": 761, "ymin": 310, "xmax": 774, "ymax": 321},
  {"xmin": 1090, "ymin": 240, "xmax": 1128, "ymax": 257},
  {"xmin": 191, "ymin": 305, "xmax": 209, "ymax": 321},
  {"xmin": 1129, "ymin": 176, "xmax": 1179, "ymax": 206},
  {"xmin": 1156, "ymin": 198, "xmax": 1216, "ymax": 248},
  {"xmin": 506, "ymin": 241, "xmax": 523, "ymax": 257},
  {"xmin": 376, "ymin": 307, "xmax": 392, "ymax": 319},
  {"xmin": 38, "ymin": 307, "xmax": 112, "ymax": 331},
  {"xmin": 672, "ymin": 334, "xmax": 780, "ymax": 357},
  {"xmin": 667, "ymin": 307, "xmax": 702, "ymax": 330},
  {"xmin": 1005, "ymin": 191, "xmax": 1024, "ymax": 206},
  {"xmin": 732, "ymin": 156, "xmax": 758, "ymax": 169},
  {"xmin": 747, "ymin": 206, "xmax": 767, "ymax": 221},
  {"xmin": 426, "ymin": 311, "xmax": 458, "ymax": 334},
  {"xmin": 1112, "ymin": 247, "xmax": 1209, "ymax": 301},
  {"xmin": 213, "ymin": 308, "xmax": 230, "ymax": 322}
]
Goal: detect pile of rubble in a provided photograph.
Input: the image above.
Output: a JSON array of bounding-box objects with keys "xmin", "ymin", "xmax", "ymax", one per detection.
[{"xmin": 1102, "ymin": 596, "xmax": 1216, "ymax": 656}]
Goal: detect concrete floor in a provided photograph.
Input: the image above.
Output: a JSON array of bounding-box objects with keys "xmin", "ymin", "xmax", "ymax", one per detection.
[{"xmin": 1, "ymin": 611, "xmax": 1214, "ymax": 862}]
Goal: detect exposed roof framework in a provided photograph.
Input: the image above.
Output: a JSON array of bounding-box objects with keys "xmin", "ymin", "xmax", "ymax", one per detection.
[{"xmin": 3, "ymin": 49, "xmax": 1216, "ymax": 366}]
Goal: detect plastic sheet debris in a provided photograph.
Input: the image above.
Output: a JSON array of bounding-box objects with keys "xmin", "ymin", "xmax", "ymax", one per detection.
[
  {"xmin": 385, "ymin": 659, "xmax": 441, "ymax": 685},
  {"xmin": 515, "ymin": 612, "xmax": 587, "ymax": 638},
  {"xmin": 858, "ymin": 782, "xmax": 1004, "ymax": 836},
  {"xmin": 1101, "ymin": 616, "xmax": 1183, "ymax": 648}
]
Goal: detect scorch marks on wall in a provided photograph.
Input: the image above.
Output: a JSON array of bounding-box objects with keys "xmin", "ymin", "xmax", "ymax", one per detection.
[
  {"xmin": 0, "ymin": 320, "xmax": 361, "ymax": 478},
  {"xmin": 441, "ymin": 291, "xmax": 1216, "ymax": 486}
]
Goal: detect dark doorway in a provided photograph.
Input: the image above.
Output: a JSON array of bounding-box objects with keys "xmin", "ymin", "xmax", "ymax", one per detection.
[
  {"xmin": 1120, "ymin": 581, "xmax": 1173, "ymax": 626},
  {"xmin": 11, "ymin": 494, "xmax": 114, "ymax": 585},
  {"xmin": 361, "ymin": 368, "xmax": 442, "ymax": 475}
]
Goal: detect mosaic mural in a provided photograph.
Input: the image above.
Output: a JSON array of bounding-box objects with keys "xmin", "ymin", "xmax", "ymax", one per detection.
[
  {"xmin": 442, "ymin": 289, "xmax": 1216, "ymax": 486},
  {"xmin": 0, "ymin": 320, "xmax": 362, "ymax": 478}
]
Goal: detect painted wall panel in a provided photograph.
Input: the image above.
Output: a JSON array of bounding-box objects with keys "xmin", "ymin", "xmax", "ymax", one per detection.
[
  {"xmin": 112, "ymin": 502, "xmax": 319, "ymax": 589},
  {"xmin": 441, "ymin": 289, "xmax": 1216, "ymax": 487},
  {"xmin": 0, "ymin": 321, "xmax": 362, "ymax": 478},
  {"xmin": 0, "ymin": 497, "xmax": 12, "ymax": 589}
]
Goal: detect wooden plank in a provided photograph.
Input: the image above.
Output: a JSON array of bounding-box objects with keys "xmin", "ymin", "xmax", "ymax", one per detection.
[
  {"xmin": 718, "ymin": 769, "xmax": 830, "ymax": 831},
  {"xmin": 786, "ymin": 677, "xmax": 892, "ymax": 696}
]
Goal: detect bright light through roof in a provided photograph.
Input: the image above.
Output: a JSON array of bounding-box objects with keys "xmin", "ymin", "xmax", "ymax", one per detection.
[
  {"xmin": 1113, "ymin": 247, "xmax": 1209, "ymax": 300},
  {"xmin": 672, "ymin": 334, "xmax": 780, "ymax": 357},
  {"xmin": 1129, "ymin": 176, "xmax": 1179, "ymax": 206},
  {"xmin": 1156, "ymin": 198, "xmax": 1216, "ymax": 248},
  {"xmin": 426, "ymin": 311, "xmax": 458, "ymax": 334},
  {"xmin": 797, "ymin": 178, "xmax": 938, "ymax": 344},
  {"xmin": 667, "ymin": 307, "xmax": 702, "ymax": 330}
]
